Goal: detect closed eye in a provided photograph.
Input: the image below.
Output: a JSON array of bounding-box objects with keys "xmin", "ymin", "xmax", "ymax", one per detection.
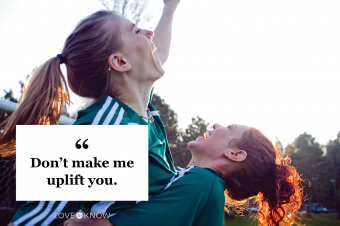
[{"xmin": 136, "ymin": 27, "xmax": 141, "ymax": 34}]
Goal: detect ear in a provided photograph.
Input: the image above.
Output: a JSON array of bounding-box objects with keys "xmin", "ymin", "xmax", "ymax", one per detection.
[
  {"xmin": 223, "ymin": 149, "xmax": 247, "ymax": 162},
  {"xmin": 108, "ymin": 54, "xmax": 131, "ymax": 72}
]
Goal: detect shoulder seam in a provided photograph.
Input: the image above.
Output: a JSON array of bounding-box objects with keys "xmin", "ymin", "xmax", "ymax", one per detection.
[{"xmin": 205, "ymin": 177, "xmax": 218, "ymax": 209}]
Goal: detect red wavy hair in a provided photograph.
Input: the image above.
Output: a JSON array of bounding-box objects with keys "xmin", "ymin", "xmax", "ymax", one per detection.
[{"xmin": 218, "ymin": 128, "xmax": 304, "ymax": 226}]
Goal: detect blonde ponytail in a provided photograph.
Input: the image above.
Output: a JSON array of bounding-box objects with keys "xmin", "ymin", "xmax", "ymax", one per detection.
[
  {"xmin": 0, "ymin": 10, "xmax": 124, "ymax": 157},
  {"xmin": 0, "ymin": 56, "xmax": 70, "ymax": 157}
]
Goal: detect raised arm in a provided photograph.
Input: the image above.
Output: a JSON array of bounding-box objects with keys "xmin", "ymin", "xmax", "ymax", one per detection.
[{"xmin": 152, "ymin": 0, "xmax": 180, "ymax": 65}]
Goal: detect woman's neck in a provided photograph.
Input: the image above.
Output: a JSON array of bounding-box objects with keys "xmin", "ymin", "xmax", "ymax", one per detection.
[
  {"xmin": 187, "ymin": 156, "xmax": 229, "ymax": 176},
  {"xmin": 113, "ymin": 82, "xmax": 154, "ymax": 117},
  {"xmin": 187, "ymin": 157, "xmax": 211, "ymax": 168}
]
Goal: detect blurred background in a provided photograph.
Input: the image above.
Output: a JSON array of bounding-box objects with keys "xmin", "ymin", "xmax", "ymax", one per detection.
[{"xmin": 0, "ymin": 0, "xmax": 340, "ymax": 225}]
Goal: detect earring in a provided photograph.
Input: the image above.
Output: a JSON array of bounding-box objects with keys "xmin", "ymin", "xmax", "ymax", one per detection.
[{"xmin": 108, "ymin": 59, "xmax": 114, "ymax": 71}]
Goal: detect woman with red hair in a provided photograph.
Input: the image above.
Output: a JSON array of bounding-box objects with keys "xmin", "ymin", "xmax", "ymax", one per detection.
[
  {"xmin": 65, "ymin": 123, "xmax": 303, "ymax": 226},
  {"xmin": 205, "ymin": 123, "xmax": 304, "ymax": 226}
]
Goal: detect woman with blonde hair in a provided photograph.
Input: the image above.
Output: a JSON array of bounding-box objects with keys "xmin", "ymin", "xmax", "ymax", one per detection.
[{"xmin": 2, "ymin": 0, "xmax": 182, "ymax": 225}]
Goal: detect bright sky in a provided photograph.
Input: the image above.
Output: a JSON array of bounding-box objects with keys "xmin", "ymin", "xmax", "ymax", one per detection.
[{"xmin": 1, "ymin": 0, "xmax": 339, "ymax": 148}]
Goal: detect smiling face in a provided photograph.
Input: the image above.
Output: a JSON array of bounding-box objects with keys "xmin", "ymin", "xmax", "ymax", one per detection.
[
  {"xmin": 188, "ymin": 123, "xmax": 251, "ymax": 162},
  {"xmin": 111, "ymin": 14, "xmax": 165, "ymax": 82}
]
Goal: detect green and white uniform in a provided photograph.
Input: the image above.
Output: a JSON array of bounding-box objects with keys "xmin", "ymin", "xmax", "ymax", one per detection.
[
  {"xmin": 12, "ymin": 89, "xmax": 177, "ymax": 226},
  {"xmin": 109, "ymin": 166, "xmax": 226, "ymax": 226}
]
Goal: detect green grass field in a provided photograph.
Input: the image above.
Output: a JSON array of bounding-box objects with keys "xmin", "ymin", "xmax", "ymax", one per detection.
[{"xmin": 224, "ymin": 213, "xmax": 340, "ymax": 226}]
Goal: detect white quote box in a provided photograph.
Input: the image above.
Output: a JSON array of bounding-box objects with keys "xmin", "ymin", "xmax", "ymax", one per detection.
[{"xmin": 16, "ymin": 125, "xmax": 148, "ymax": 201}]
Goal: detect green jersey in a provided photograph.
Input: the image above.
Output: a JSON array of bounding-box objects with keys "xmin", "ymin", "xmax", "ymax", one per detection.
[
  {"xmin": 109, "ymin": 166, "xmax": 226, "ymax": 226},
  {"xmin": 12, "ymin": 89, "xmax": 176, "ymax": 226}
]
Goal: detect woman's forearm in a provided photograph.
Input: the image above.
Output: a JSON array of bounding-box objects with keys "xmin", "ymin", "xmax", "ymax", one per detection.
[{"xmin": 153, "ymin": 2, "xmax": 179, "ymax": 65}]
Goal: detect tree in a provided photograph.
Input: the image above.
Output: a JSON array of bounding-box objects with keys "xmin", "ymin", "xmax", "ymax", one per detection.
[
  {"xmin": 0, "ymin": 89, "xmax": 14, "ymax": 125},
  {"xmin": 151, "ymin": 95, "xmax": 211, "ymax": 167},
  {"xmin": 0, "ymin": 88, "xmax": 22, "ymax": 214},
  {"xmin": 151, "ymin": 93, "xmax": 179, "ymax": 150},
  {"xmin": 286, "ymin": 132, "xmax": 336, "ymax": 216},
  {"xmin": 327, "ymin": 131, "xmax": 340, "ymax": 218},
  {"xmin": 0, "ymin": 69, "xmax": 30, "ymax": 125},
  {"xmin": 0, "ymin": 82, "xmax": 24, "ymax": 125},
  {"xmin": 275, "ymin": 137, "xmax": 284, "ymax": 153},
  {"xmin": 0, "ymin": 81, "xmax": 26, "ymax": 213},
  {"xmin": 172, "ymin": 116, "xmax": 210, "ymax": 167},
  {"xmin": 99, "ymin": 0, "xmax": 153, "ymax": 27}
]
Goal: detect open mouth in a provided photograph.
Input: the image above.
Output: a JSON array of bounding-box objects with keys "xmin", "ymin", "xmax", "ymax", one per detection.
[
  {"xmin": 151, "ymin": 42, "xmax": 157, "ymax": 53},
  {"xmin": 204, "ymin": 132, "xmax": 209, "ymax": 139},
  {"xmin": 204, "ymin": 131, "xmax": 212, "ymax": 139},
  {"xmin": 150, "ymin": 42, "xmax": 162, "ymax": 67}
]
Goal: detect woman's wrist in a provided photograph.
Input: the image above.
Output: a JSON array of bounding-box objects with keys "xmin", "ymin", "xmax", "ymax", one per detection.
[{"xmin": 163, "ymin": 3, "xmax": 178, "ymax": 14}]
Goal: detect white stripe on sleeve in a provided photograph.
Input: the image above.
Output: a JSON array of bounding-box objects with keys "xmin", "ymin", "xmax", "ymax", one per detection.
[
  {"xmin": 150, "ymin": 111, "xmax": 159, "ymax": 117},
  {"xmin": 127, "ymin": 122, "xmax": 139, "ymax": 125},
  {"xmin": 109, "ymin": 210, "xmax": 120, "ymax": 218},
  {"xmin": 91, "ymin": 96, "xmax": 113, "ymax": 125},
  {"xmin": 12, "ymin": 201, "xmax": 46, "ymax": 226},
  {"xmin": 113, "ymin": 108, "xmax": 125, "ymax": 125},
  {"xmin": 25, "ymin": 201, "xmax": 56, "ymax": 226},
  {"xmin": 102, "ymin": 102, "xmax": 119, "ymax": 125},
  {"xmin": 164, "ymin": 166, "xmax": 194, "ymax": 190},
  {"xmin": 91, "ymin": 201, "xmax": 116, "ymax": 214},
  {"xmin": 41, "ymin": 201, "xmax": 68, "ymax": 226}
]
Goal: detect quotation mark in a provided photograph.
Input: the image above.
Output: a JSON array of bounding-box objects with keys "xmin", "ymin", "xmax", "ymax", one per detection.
[{"xmin": 76, "ymin": 139, "xmax": 89, "ymax": 149}]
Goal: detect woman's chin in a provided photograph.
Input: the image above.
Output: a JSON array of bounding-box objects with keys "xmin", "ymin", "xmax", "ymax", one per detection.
[
  {"xmin": 196, "ymin": 137, "xmax": 206, "ymax": 142},
  {"xmin": 188, "ymin": 137, "xmax": 205, "ymax": 149},
  {"xmin": 154, "ymin": 59, "xmax": 165, "ymax": 75},
  {"xmin": 187, "ymin": 139, "xmax": 204, "ymax": 153},
  {"xmin": 153, "ymin": 68, "xmax": 165, "ymax": 81},
  {"xmin": 154, "ymin": 59, "xmax": 161, "ymax": 65},
  {"xmin": 148, "ymin": 61, "xmax": 164, "ymax": 81}
]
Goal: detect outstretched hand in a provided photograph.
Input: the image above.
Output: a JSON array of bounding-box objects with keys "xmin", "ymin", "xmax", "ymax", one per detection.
[
  {"xmin": 153, "ymin": 0, "xmax": 180, "ymax": 64},
  {"xmin": 163, "ymin": 0, "xmax": 180, "ymax": 8}
]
